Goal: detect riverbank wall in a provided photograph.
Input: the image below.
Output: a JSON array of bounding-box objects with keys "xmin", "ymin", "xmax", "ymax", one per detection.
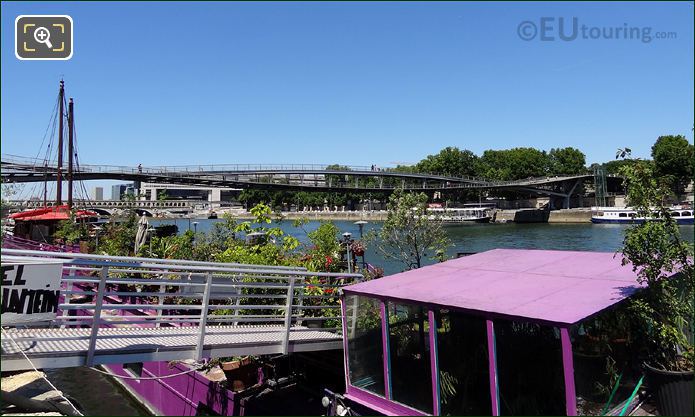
[
  {"xmin": 230, "ymin": 210, "xmax": 388, "ymax": 221},
  {"xmin": 493, "ymin": 208, "xmax": 592, "ymax": 223}
]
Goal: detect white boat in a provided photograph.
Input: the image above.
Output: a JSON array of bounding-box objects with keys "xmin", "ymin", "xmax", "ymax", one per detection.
[
  {"xmin": 591, "ymin": 206, "xmax": 694, "ymax": 225},
  {"xmin": 427, "ymin": 205, "xmax": 493, "ymax": 223}
]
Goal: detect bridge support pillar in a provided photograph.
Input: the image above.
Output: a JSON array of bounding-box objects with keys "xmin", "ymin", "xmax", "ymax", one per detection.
[{"xmin": 209, "ymin": 188, "xmax": 222, "ymax": 208}]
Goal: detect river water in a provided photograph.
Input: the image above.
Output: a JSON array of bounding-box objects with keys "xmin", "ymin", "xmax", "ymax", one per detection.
[{"xmin": 49, "ymin": 220, "xmax": 694, "ymax": 415}]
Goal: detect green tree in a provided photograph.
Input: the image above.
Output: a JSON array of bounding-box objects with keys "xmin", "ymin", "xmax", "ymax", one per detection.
[
  {"xmin": 478, "ymin": 148, "xmax": 550, "ymax": 180},
  {"xmin": 54, "ymin": 212, "xmax": 91, "ymax": 245},
  {"xmin": 619, "ymin": 161, "xmax": 694, "ymax": 371},
  {"xmin": 602, "ymin": 158, "xmax": 641, "ymax": 175},
  {"xmin": 368, "ymin": 189, "xmax": 450, "ymax": 270},
  {"xmin": 651, "ymin": 135, "xmax": 694, "ymax": 193},
  {"xmin": 547, "ymin": 147, "xmax": 586, "ymax": 175},
  {"xmin": 98, "ymin": 211, "xmax": 139, "ymax": 256},
  {"xmin": 415, "ymin": 147, "xmax": 479, "ymax": 177}
]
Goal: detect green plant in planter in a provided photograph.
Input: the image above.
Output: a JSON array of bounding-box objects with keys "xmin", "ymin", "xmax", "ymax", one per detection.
[{"xmin": 618, "ymin": 161, "xmax": 693, "ymax": 414}]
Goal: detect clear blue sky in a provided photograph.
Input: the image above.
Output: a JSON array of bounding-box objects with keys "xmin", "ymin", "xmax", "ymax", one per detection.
[{"xmin": 2, "ymin": 1, "xmax": 693, "ymax": 198}]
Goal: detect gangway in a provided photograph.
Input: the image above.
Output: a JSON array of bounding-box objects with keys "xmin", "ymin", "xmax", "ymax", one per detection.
[{"xmin": 1, "ymin": 249, "xmax": 363, "ymax": 372}]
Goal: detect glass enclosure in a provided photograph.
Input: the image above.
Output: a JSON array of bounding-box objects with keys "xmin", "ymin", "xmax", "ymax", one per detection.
[
  {"xmin": 387, "ymin": 302, "xmax": 433, "ymax": 413},
  {"xmin": 494, "ymin": 320, "xmax": 566, "ymax": 415},
  {"xmin": 345, "ymin": 295, "xmax": 385, "ymax": 396},
  {"xmin": 343, "ymin": 293, "xmax": 593, "ymax": 416},
  {"xmin": 435, "ymin": 309, "xmax": 491, "ymax": 415}
]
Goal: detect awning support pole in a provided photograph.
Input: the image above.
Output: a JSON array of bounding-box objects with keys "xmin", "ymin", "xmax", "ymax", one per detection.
[
  {"xmin": 561, "ymin": 327, "xmax": 577, "ymax": 416},
  {"xmin": 486, "ymin": 319, "xmax": 500, "ymax": 416}
]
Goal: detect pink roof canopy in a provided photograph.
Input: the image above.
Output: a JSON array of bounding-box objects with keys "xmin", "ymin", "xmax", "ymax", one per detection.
[{"xmin": 344, "ymin": 249, "xmax": 653, "ymax": 326}]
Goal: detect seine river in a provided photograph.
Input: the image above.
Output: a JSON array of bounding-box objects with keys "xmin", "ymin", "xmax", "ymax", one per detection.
[
  {"xmin": 50, "ymin": 220, "xmax": 694, "ymax": 415},
  {"xmin": 154, "ymin": 218, "xmax": 695, "ymax": 275}
]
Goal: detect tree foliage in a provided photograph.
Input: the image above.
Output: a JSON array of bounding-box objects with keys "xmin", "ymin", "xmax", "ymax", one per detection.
[
  {"xmin": 477, "ymin": 148, "xmax": 550, "ymax": 180},
  {"xmin": 368, "ymin": 189, "xmax": 450, "ymax": 270},
  {"xmin": 548, "ymin": 147, "xmax": 586, "ymax": 175},
  {"xmin": 415, "ymin": 147, "xmax": 479, "ymax": 177},
  {"xmin": 619, "ymin": 161, "xmax": 694, "ymax": 371},
  {"xmin": 651, "ymin": 135, "xmax": 694, "ymax": 192},
  {"xmin": 54, "ymin": 213, "xmax": 91, "ymax": 244}
]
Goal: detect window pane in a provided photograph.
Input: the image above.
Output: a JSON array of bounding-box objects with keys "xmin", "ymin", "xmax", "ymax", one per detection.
[
  {"xmin": 388, "ymin": 302, "xmax": 433, "ymax": 414},
  {"xmin": 346, "ymin": 295, "xmax": 385, "ymax": 396},
  {"xmin": 436, "ymin": 310, "xmax": 491, "ymax": 415},
  {"xmin": 494, "ymin": 320, "xmax": 566, "ymax": 415}
]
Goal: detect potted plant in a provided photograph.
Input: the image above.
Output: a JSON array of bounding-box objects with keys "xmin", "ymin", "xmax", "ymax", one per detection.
[
  {"xmin": 619, "ymin": 162, "xmax": 694, "ymax": 415},
  {"xmin": 218, "ymin": 356, "xmax": 260, "ymax": 392}
]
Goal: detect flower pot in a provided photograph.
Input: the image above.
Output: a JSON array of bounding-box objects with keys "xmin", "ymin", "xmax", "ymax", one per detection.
[
  {"xmin": 643, "ymin": 362, "xmax": 694, "ymax": 416},
  {"xmin": 221, "ymin": 362, "xmax": 260, "ymax": 392},
  {"xmin": 222, "ymin": 360, "xmax": 240, "ymax": 371}
]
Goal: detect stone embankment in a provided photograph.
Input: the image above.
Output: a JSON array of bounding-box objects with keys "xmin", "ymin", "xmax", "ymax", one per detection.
[
  {"xmin": 231, "ymin": 210, "xmax": 388, "ymax": 221},
  {"xmin": 492, "ymin": 208, "xmax": 592, "ymax": 223}
]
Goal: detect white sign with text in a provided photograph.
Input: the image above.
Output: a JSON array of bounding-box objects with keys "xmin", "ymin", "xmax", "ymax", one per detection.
[{"xmin": 1, "ymin": 260, "xmax": 64, "ymax": 325}]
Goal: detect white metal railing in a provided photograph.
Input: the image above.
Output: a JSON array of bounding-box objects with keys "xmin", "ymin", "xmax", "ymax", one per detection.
[{"xmin": 1, "ymin": 249, "xmax": 363, "ymax": 365}]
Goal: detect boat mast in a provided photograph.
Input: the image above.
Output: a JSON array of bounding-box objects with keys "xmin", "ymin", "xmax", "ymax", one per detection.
[
  {"xmin": 43, "ymin": 162, "xmax": 48, "ymax": 207},
  {"xmin": 67, "ymin": 98, "xmax": 74, "ymax": 209},
  {"xmin": 56, "ymin": 80, "xmax": 65, "ymax": 205}
]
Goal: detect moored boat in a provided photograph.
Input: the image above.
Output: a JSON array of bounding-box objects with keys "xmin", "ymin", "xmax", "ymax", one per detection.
[
  {"xmin": 591, "ymin": 206, "xmax": 694, "ymax": 225},
  {"xmin": 427, "ymin": 204, "xmax": 494, "ymax": 223}
]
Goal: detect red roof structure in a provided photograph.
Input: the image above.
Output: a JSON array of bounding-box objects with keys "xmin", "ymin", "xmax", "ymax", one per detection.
[{"xmin": 9, "ymin": 205, "xmax": 97, "ymax": 222}]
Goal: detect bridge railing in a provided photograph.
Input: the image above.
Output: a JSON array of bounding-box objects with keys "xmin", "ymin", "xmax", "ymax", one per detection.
[
  {"xmin": 3, "ymin": 153, "xmax": 617, "ymax": 190},
  {"xmin": 1, "ymin": 249, "xmax": 363, "ymax": 363}
]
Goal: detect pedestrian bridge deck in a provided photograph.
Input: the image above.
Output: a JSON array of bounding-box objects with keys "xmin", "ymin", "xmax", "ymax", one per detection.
[
  {"xmin": 1, "ymin": 249, "xmax": 361, "ymax": 372},
  {"xmin": 1, "ymin": 325, "xmax": 341, "ymax": 371}
]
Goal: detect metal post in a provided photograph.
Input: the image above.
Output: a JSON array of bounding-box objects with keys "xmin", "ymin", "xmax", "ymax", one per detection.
[
  {"xmin": 486, "ymin": 319, "xmax": 500, "ymax": 416},
  {"xmin": 85, "ymin": 266, "xmax": 108, "ymax": 367},
  {"xmin": 156, "ymin": 283, "xmax": 165, "ymax": 328},
  {"xmin": 233, "ymin": 276, "xmax": 242, "ymax": 326},
  {"xmin": 194, "ymin": 272, "xmax": 213, "ymax": 361},
  {"xmin": 380, "ymin": 300, "xmax": 392, "ymax": 399},
  {"xmin": 60, "ymin": 266, "xmax": 74, "ymax": 329},
  {"xmin": 347, "ymin": 244, "xmax": 353, "ymax": 274},
  {"xmin": 296, "ymin": 277, "xmax": 305, "ymax": 326},
  {"xmin": 340, "ymin": 297, "xmax": 351, "ymax": 391},
  {"xmin": 561, "ymin": 327, "xmax": 578, "ymax": 416},
  {"xmin": 428, "ymin": 309, "xmax": 441, "ymax": 415},
  {"xmin": 282, "ymin": 276, "xmax": 297, "ymax": 354}
]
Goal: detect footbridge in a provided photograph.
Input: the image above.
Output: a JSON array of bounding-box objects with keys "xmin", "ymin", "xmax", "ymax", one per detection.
[
  {"xmin": 0, "ymin": 248, "xmax": 363, "ymax": 372},
  {"xmin": 1, "ymin": 154, "xmax": 622, "ymax": 206}
]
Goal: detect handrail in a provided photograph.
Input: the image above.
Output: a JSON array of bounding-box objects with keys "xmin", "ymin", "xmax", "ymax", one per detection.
[
  {"xmin": 2, "ymin": 153, "xmax": 609, "ymax": 189},
  {"xmin": 1, "ymin": 248, "xmax": 306, "ymax": 272},
  {"xmin": 3, "ymin": 251, "xmax": 362, "ymax": 360}
]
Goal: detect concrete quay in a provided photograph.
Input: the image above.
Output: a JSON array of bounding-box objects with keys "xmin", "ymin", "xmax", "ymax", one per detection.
[{"xmin": 492, "ymin": 208, "xmax": 593, "ymax": 223}]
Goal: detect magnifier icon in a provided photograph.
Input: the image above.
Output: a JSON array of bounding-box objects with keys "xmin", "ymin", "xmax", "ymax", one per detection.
[{"xmin": 34, "ymin": 27, "xmax": 53, "ymax": 49}]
